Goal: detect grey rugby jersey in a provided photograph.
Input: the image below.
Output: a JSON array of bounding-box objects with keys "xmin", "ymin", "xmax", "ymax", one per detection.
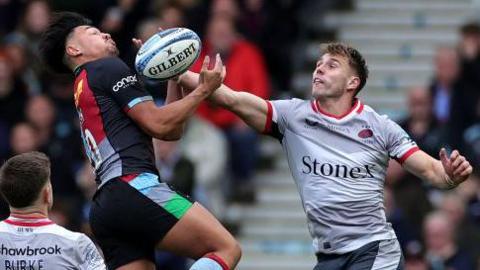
[
  {"xmin": 0, "ymin": 215, "xmax": 106, "ymax": 269},
  {"xmin": 264, "ymin": 98, "xmax": 419, "ymax": 254}
]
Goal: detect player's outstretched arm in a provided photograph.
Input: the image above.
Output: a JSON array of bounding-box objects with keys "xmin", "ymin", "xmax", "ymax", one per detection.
[
  {"xmin": 177, "ymin": 70, "xmax": 269, "ymax": 133},
  {"xmin": 127, "ymin": 55, "xmax": 224, "ymax": 140},
  {"xmin": 402, "ymin": 148, "xmax": 473, "ymax": 189}
]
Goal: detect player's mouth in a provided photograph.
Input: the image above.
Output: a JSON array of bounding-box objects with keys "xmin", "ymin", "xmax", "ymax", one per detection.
[{"xmin": 313, "ymin": 78, "xmax": 324, "ymax": 84}]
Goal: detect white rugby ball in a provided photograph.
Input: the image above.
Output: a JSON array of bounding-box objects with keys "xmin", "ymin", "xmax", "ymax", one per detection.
[{"xmin": 135, "ymin": 28, "xmax": 201, "ymax": 80}]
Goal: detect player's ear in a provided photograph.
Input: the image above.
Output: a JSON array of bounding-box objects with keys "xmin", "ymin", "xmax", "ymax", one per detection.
[
  {"xmin": 43, "ymin": 182, "xmax": 53, "ymax": 206},
  {"xmin": 65, "ymin": 43, "xmax": 82, "ymax": 58},
  {"xmin": 347, "ymin": 76, "xmax": 360, "ymax": 92}
]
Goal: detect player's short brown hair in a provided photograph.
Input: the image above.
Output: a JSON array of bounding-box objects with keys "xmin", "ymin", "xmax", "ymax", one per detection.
[
  {"xmin": 320, "ymin": 42, "xmax": 369, "ymax": 95},
  {"xmin": 0, "ymin": 152, "xmax": 51, "ymax": 208}
]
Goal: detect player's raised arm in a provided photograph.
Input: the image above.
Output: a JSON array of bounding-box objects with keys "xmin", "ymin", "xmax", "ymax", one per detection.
[
  {"xmin": 402, "ymin": 148, "xmax": 473, "ymax": 189},
  {"xmin": 177, "ymin": 69, "xmax": 269, "ymax": 133},
  {"xmin": 127, "ymin": 55, "xmax": 224, "ymax": 140}
]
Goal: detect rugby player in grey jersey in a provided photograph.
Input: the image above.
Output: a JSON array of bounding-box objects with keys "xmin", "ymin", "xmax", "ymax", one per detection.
[
  {"xmin": 176, "ymin": 43, "xmax": 473, "ymax": 270},
  {"xmin": 0, "ymin": 151, "xmax": 106, "ymax": 269}
]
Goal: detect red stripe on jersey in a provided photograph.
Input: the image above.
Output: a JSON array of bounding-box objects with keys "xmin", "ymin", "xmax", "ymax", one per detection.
[
  {"xmin": 263, "ymin": 100, "xmax": 273, "ymax": 134},
  {"xmin": 316, "ymin": 99, "xmax": 360, "ymax": 119},
  {"xmin": 356, "ymin": 102, "xmax": 364, "ymax": 114},
  {"xmin": 4, "ymin": 219, "xmax": 54, "ymax": 227},
  {"xmin": 397, "ymin": 146, "xmax": 420, "ymax": 164},
  {"xmin": 10, "ymin": 214, "xmax": 46, "ymax": 220},
  {"xmin": 205, "ymin": 253, "xmax": 230, "ymax": 270},
  {"xmin": 76, "ymin": 70, "xmax": 107, "ymax": 143},
  {"xmin": 310, "ymin": 100, "xmax": 318, "ymax": 113},
  {"xmin": 120, "ymin": 173, "xmax": 139, "ymax": 182}
]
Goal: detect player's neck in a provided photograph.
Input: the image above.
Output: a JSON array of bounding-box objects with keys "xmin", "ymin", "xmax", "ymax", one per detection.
[
  {"xmin": 10, "ymin": 206, "xmax": 49, "ymax": 219},
  {"xmin": 316, "ymin": 96, "xmax": 355, "ymax": 117}
]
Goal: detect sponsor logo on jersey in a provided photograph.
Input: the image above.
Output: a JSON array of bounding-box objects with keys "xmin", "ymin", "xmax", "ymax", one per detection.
[
  {"xmin": 0, "ymin": 244, "xmax": 61, "ymax": 256},
  {"xmin": 112, "ymin": 75, "xmax": 138, "ymax": 92},
  {"xmin": 304, "ymin": 118, "xmax": 350, "ymax": 133},
  {"xmin": 302, "ymin": 156, "xmax": 375, "ymax": 179},
  {"xmin": 74, "ymin": 79, "xmax": 83, "ymax": 107},
  {"xmin": 358, "ymin": 128, "xmax": 373, "ymax": 138}
]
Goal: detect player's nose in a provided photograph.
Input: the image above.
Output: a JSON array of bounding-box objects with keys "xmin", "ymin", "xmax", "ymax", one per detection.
[{"xmin": 103, "ymin": 33, "xmax": 111, "ymax": 40}]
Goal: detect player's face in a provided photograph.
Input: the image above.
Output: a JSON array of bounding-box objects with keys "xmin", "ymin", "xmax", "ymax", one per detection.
[
  {"xmin": 311, "ymin": 54, "xmax": 354, "ymax": 99},
  {"xmin": 70, "ymin": 26, "xmax": 119, "ymax": 59}
]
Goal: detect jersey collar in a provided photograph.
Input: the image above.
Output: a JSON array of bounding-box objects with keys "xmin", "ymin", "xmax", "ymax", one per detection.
[
  {"xmin": 4, "ymin": 215, "xmax": 54, "ymax": 227},
  {"xmin": 311, "ymin": 98, "xmax": 364, "ymax": 120}
]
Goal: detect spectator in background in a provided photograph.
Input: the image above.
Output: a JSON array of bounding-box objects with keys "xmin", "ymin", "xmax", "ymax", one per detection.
[
  {"xmin": 9, "ymin": 122, "xmax": 39, "ymax": 156},
  {"xmin": 429, "ymin": 46, "xmax": 475, "ymax": 152},
  {"xmin": 4, "ymin": 0, "xmax": 51, "ymax": 84},
  {"xmin": 3, "ymin": 40, "xmax": 42, "ymax": 95},
  {"xmin": 0, "ymin": 49, "xmax": 27, "ymax": 128},
  {"xmin": 100, "ymin": 0, "xmax": 152, "ymax": 61},
  {"xmin": 440, "ymin": 192, "xmax": 480, "ymax": 264},
  {"xmin": 424, "ymin": 211, "xmax": 475, "ymax": 270},
  {"xmin": 386, "ymin": 87, "xmax": 436, "ymax": 239},
  {"xmin": 0, "ymin": 122, "xmax": 40, "ymax": 219},
  {"xmin": 154, "ymin": 139, "xmax": 196, "ymax": 198},
  {"xmin": 0, "ymin": 49, "xmax": 28, "ymax": 160},
  {"xmin": 180, "ymin": 116, "xmax": 230, "ymax": 227},
  {"xmin": 430, "ymin": 47, "xmax": 459, "ymax": 125},
  {"xmin": 191, "ymin": 14, "xmax": 270, "ymax": 203},
  {"xmin": 458, "ymin": 22, "xmax": 480, "ymax": 87},
  {"xmin": 25, "ymin": 95, "xmax": 83, "ymax": 230}
]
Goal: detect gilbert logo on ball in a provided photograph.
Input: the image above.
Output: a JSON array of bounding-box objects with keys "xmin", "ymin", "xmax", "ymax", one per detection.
[{"xmin": 135, "ymin": 28, "xmax": 201, "ymax": 81}]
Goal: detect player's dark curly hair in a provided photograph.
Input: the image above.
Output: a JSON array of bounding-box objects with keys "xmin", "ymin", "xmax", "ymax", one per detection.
[
  {"xmin": 39, "ymin": 12, "xmax": 91, "ymax": 73},
  {"xmin": 320, "ymin": 43, "xmax": 369, "ymax": 96}
]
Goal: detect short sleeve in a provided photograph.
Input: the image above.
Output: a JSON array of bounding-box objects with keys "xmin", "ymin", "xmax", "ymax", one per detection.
[
  {"xmin": 77, "ymin": 234, "xmax": 106, "ymax": 270},
  {"xmin": 383, "ymin": 117, "xmax": 419, "ymax": 164},
  {"xmin": 265, "ymin": 98, "xmax": 299, "ymax": 140},
  {"xmin": 97, "ymin": 57, "xmax": 153, "ymax": 111}
]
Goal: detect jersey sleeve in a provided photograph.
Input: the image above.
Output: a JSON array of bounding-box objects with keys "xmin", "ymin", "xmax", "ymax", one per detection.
[
  {"xmin": 383, "ymin": 116, "xmax": 419, "ymax": 164},
  {"xmin": 97, "ymin": 57, "xmax": 153, "ymax": 111},
  {"xmin": 264, "ymin": 98, "xmax": 298, "ymax": 141},
  {"xmin": 77, "ymin": 234, "xmax": 107, "ymax": 270}
]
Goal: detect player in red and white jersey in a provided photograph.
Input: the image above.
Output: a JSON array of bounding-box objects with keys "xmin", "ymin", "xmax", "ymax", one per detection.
[
  {"xmin": 0, "ymin": 152, "xmax": 106, "ymax": 269},
  {"xmin": 177, "ymin": 43, "xmax": 473, "ymax": 270}
]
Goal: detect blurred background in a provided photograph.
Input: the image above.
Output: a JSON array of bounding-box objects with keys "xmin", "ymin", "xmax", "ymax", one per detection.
[{"xmin": 0, "ymin": 0, "xmax": 480, "ymax": 269}]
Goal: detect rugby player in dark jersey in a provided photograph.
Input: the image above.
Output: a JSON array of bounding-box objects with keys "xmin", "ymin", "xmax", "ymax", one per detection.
[{"xmin": 39, "ymin": 12, "xmax": 240, "ymax": 270}]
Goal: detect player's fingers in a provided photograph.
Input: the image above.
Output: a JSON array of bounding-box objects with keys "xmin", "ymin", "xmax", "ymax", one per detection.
[
  {"xmin": 214, "ymin": 53, "xmax": 223, "ymax": 73},
  {"xmin": 454, "ymin": 161, "xmax": 471, "ymax": 176},
  {"xmin": 221, "ymin": 66, "xmax": 226, "ymax": 81},
  {"xmin": 460, "ymin": 164, "xmax": 473, "ymax": 177},
  {"xmin": 450, "ymin": 150, "xmax": 460, "ymax": 160},
  {"xmin": 132, "ymin": 38, "xmax": 143, "ymax": 49},
  {"xmin": 201, "ymin": 55, "xmax": 210, "ymax": 72},
  {"xmin": 439, "ymin": 148, "xmax": 450, "ymax": 167},
  {"xmin": 451, "ymin": 155, "xmax": 465, "ymax": 169}
]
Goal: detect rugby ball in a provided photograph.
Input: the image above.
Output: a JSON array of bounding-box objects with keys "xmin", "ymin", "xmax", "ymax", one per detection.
[{"xmin": 135, "ymin": 28, "xmax": 201, "ymax": 80}]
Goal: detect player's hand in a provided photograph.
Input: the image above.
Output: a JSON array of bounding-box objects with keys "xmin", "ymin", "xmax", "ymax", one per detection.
[
  {"xmin": 198, "ymin": 54, "xmax": 225, "ymax": 95},
  {"xmin": 131, "ymin": 27, "xmax": 164, "ymax": 49},
  {"xmin": 439, "ymin": 148, "xmax": 473, "ymax": 188}
]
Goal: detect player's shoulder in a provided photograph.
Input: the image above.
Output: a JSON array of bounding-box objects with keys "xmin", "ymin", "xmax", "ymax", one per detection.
[
  {"xmin": 85, "ymin": 56, "xmax": 129, "ymax": 72},
  {"xmin": 39, "ymin": 223, "xmax": 87, "ymax": 242},
  {"xmin": 359, "ymin": 103, "xmax": 393, "ymax": 123}
]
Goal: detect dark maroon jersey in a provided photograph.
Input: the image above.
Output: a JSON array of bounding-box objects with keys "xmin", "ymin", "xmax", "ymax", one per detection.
[{"xmin": 73, "ymin": 57, "xmax": 157, "ymax": 187}]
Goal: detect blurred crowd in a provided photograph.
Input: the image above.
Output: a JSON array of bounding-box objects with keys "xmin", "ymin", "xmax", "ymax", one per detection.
[
  {"xmin": 0, "ymin": 0, "xmax": 479, "ymax": 270},
  {"xmin": 385, "ymin": 22, "xmax": 480, "ymax": 270}
]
